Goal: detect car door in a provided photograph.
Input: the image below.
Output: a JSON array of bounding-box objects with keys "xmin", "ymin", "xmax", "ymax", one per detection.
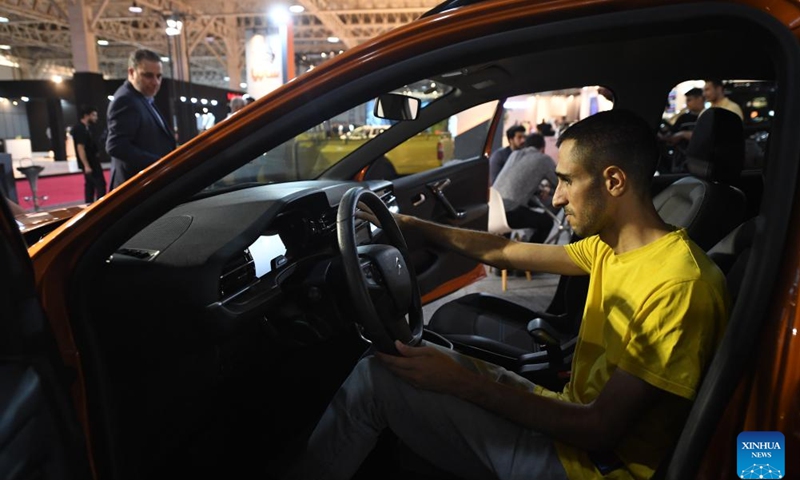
[
  {"xmin": 0, "ymin": 199, "xmax": 92, "ymax": 479},
  {"xmin": 390, "ymin": 101, "xmax": 501, "ymax": 302}
]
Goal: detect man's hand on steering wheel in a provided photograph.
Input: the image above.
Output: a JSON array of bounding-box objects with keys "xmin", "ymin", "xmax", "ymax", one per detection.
[{"xmin": 339, "ymin": 188, "xmax": 423, "ymax": 355}]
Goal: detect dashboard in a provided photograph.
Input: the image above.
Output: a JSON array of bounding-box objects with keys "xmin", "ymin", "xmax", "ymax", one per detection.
[{"xmin": 107, "ymin": 179, "xmax": 397, "ymax": 335}]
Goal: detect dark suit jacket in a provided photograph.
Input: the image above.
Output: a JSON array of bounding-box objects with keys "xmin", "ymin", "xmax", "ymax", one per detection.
[{"xmin": 106, "ymin": 81, "xmax": 176, "ymax": 189}]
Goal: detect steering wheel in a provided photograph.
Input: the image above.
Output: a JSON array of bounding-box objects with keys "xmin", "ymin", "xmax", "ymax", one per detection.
[{"xmin": 337, "ymin": 187, "xmax": 423, "ymax": 354}]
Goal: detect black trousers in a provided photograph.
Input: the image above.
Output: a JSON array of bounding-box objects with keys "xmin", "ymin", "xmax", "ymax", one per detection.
[
  {"xmin": 84, "ymin": 168, "xmax": 107, "ymax": 203},
  {"xmin": 505, "ymin": 207, "xmax": 553, "ymax": 243}
]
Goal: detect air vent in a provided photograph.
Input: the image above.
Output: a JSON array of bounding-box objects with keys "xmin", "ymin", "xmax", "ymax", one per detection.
[
  {"xmin": 113, "ymin": 248, "xmax": 160, "ymax": 261},
  {"xmin": 219, "ymin": 249, "xmax": 255, "ymax": 299}
]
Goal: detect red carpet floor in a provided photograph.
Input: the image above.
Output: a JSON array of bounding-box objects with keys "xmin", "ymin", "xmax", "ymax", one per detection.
[{"xmin": 15, "ymin": 170, "xmax": 112, "ymax": 211}]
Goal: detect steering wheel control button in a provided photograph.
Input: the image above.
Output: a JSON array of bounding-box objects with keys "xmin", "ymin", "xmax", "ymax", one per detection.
[{"xmin": 272, "ymin": 255, "xmax": 288, "ymax": 270}]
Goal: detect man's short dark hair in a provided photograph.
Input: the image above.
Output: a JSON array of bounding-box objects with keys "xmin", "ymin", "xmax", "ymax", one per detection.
[
  {"xmin": 685, "ymin": 87, "xmax": 703, "ymax": 98},
  {"xmin": 79, "ymin": 105, "xmax": 98, "ymax": 118},
  {"xmin": 129, "ymin": 49, "xmax": 162, "ymax": 69},
  {"xmin": 705, "ymin": 79, "xmax": 725, "ymax": 89},
  {"xmin": 556, "ymin": 110, "xmax": 658, "ymax": 195},
  {"xmin": 505, "ymin": 125, "xmax": 525, "ymax": 141},
  {"xmin": 524, "ymin": 133, "xmax": 545, "ymax": 150}
]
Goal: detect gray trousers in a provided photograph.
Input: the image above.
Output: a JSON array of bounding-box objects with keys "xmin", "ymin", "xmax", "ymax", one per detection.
[{"xmin": 294, "ymin": 344, "xmax": 569, "ymax": 479}]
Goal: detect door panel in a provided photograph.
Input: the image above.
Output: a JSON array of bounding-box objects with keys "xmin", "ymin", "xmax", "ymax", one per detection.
[
  {"xmin": 392, "ymin": 157, "xmax": 489, "ymax": 301},
  {"xmin": 0, "ymin": 200, "xmax": 91, "ymax": 479}
]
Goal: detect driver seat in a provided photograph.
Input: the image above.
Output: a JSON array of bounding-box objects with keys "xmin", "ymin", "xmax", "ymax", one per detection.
[{"xmin": 426, "ymin": 250, "xmax": 587, "ymax": 373}]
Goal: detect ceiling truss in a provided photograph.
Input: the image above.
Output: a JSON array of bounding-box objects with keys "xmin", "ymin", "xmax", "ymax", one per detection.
[{"xmin": 0, "ymin": 0, "xmax": 438, "ymax": 88}]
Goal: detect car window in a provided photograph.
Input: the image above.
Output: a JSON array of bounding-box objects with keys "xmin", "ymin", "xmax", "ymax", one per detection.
[
  {"xmin": 493, "ymin": 86, "xmax": 615, "ymax": 165},
  {"xmin": 375, "ymin": 100, "xmax": 498, "ymax": 179},
  {"xmin": 657, "ymin": 79, "xmax": 776, "ymax": 174},
  {"xmin": 208, "ymin": 80, "xmax": 453, "ymax": 189}
]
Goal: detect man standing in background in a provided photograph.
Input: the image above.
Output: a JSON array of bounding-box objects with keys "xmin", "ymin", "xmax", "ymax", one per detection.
[
  {"xmin": 72, "ymin": 105, "xmax": 105, "ymax": 203},
  {"xmin": 106, "ymin": 49, "xmax": 176, "ymax": 190},
  {"xmin": 489, "ymin": 125, "xmax": 526, "ymax": 184},
  {"xmin": 703, "ymin": 79, "xmax": 744, "ymax": 119}
]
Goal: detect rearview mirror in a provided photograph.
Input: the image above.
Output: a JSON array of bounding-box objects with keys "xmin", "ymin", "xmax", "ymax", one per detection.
[{"xmin": 374, "ymin": 93, "xmax": 420, "ymax": 121}]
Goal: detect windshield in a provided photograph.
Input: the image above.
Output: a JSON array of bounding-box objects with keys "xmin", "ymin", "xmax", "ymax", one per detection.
[{"xmin": 210, "ymin": 80, "xmax": 453, "ymax": 190}]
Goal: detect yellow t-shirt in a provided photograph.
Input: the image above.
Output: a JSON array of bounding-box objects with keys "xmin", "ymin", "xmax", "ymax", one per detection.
[
  {"xmin": 538, "ymin": 229, "xmax": 729, "ymax": 480},
  {"xmin": 711, "ymin": 97, "xmax": 744, "ymax": 120}
]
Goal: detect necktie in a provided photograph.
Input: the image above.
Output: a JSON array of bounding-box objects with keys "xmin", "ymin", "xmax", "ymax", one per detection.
[{"xmin": 148, "ymin": 98, "xmax": 166, "ymax": 131}]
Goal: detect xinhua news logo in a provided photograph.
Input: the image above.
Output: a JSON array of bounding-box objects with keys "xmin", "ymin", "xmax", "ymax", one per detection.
[{"xmin": 737, "ymin": 431, "xmax": 785, "ymax": 479}]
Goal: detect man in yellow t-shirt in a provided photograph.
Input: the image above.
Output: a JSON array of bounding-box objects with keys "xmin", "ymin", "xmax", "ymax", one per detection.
[{"xmin": 292, "ymin": 110, "xmax": 729, "ymax": 480}]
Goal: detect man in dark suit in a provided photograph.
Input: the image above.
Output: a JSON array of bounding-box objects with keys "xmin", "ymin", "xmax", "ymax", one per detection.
[{"xmin": 106, "ymin": 49, "xmax": 176, "ymax": 190}]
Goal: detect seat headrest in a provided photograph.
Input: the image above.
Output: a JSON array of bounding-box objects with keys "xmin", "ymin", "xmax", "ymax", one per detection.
[{"xmin": 685, "ymin": 108, "xmax": 745, "ymax": 185}]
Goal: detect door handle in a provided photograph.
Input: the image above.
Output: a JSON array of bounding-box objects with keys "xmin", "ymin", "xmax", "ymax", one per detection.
[
  {"xmin": 426, "ymin": 178, "xmax": 465, "ymax": 220},
  {"xmin": 412, "ymin": 193, "xmax": 427, "ymax": 207}
]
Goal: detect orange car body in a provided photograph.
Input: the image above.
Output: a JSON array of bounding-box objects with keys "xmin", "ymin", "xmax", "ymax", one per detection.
[{"xmin": 13, "ymin": 0, "xmax": 800, "ymax": 477}]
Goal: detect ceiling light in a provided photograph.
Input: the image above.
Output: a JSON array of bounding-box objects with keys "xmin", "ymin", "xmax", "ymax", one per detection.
[
  {"xmin": 96, "ymin": 39, "xmax": 109, "ymax": 46},
  {"xmin": 289, "ymin": 5, "xmax": 305, "ymax": 13},
  {"xmin": 0, "ymin": 17, "xmax": 8, "ymax": 23},
  {"xmin": 200, "ymin": 98, "xmax": 208, "ymax": 105},
  {"xmin": 107, "ymin": 95, "xmax": 114, "ymax": 101},
  {"xmin": 190, "ymin": 97, "xmax": 197, "ymax": 103},
  {"xmin": 269, "ymin": 6, "xmax": 290, "ymax": 25},
  {"xmin": 160, "ymin": 56, "xmax": 169, "ymax": 62},
  {"xmin": 338, "ymin": 50, "xmax": 343, "ymax": 54},
  {"xmin": 129, "ymin": 2, "xmax": 143, "ymax": 13},
  {"xmin": 20, "ymin": 96, "xmax": 29, "ymax": 102},
  {"xmin": 321, "ymin": 52, "xmax": 327, "ymax": 58},
  {"xmin": 0, "ymin": 45, "xmax": 10, "ymax": 50},
  {"xmin": 327, "ymin": 36, "xmax": 339, "ymax": 43},
  {"xmin": 223, "ymin": 76, "xmax": 230, "ymax": 81},
  {"xmin": 165, "ymin": 16, "xmax": 183, "ymax": 36},
  {"xmin": 180, "ymin": 96, "xmax": 187, "ymax": 102},
  {"xmin": 12, "ymin": 100, "xmax": 17, "ymax": 105},
  {"xmin": 210, "ymin": 99, "xmax": 218, "ymax": 106},
  {"xmin": 51, "ymin": 75, "xmax": 63, "ymax": 84},
  {"xmin": 239, "ymin": 82, "xmax": 247, "ymax": 89}
]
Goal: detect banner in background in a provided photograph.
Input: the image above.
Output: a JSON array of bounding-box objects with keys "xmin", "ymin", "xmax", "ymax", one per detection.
[{"xmin": 245, "ymin": 27, "xmax": 285, "ymax": 99}]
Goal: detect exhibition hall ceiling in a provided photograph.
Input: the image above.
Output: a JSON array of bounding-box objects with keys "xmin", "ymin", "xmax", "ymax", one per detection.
[{"xmin": 0, "ymin": 0, "xmax": 440, "ymax": 87}]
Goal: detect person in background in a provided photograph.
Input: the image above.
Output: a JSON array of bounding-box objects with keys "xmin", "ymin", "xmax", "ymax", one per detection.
[
  {"xmin": 660, "ymin": 87, "xmax": 706, "ymax": 147},
  {"xmin": 494, "ymin": 133, "xmax": 558, "ymax": 244},
  {"xmin": 660, "ymin": 83, "xmax": 741, "ymax": 172},
  {"xmin": 227, "ymin": 96, "xmax": 246, "ymax": 119},
  {"xmin": 71, "ymin": 105, "xmax": 105, "ymax": 203},
  {"xmin": 670, "ymin": 87, "xmax": 705, "ymax": 133},
  {"xmin": 489, "ymin": 125, "xmax": 526, "ymax": 184},
  {"xmin": 554, "ymin": 116, "xmax": 570, "ymax": 138},
  {"xmin": 703, "ymin": 79, "xmax": 743, "ymax": 119},
  {"xmin": 106, "ymin": 49, "xmax": 176, "ymax": 191},
  {"xmin": 536, "ymin": 119, "xmax": 555, "ymax": 137}
]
